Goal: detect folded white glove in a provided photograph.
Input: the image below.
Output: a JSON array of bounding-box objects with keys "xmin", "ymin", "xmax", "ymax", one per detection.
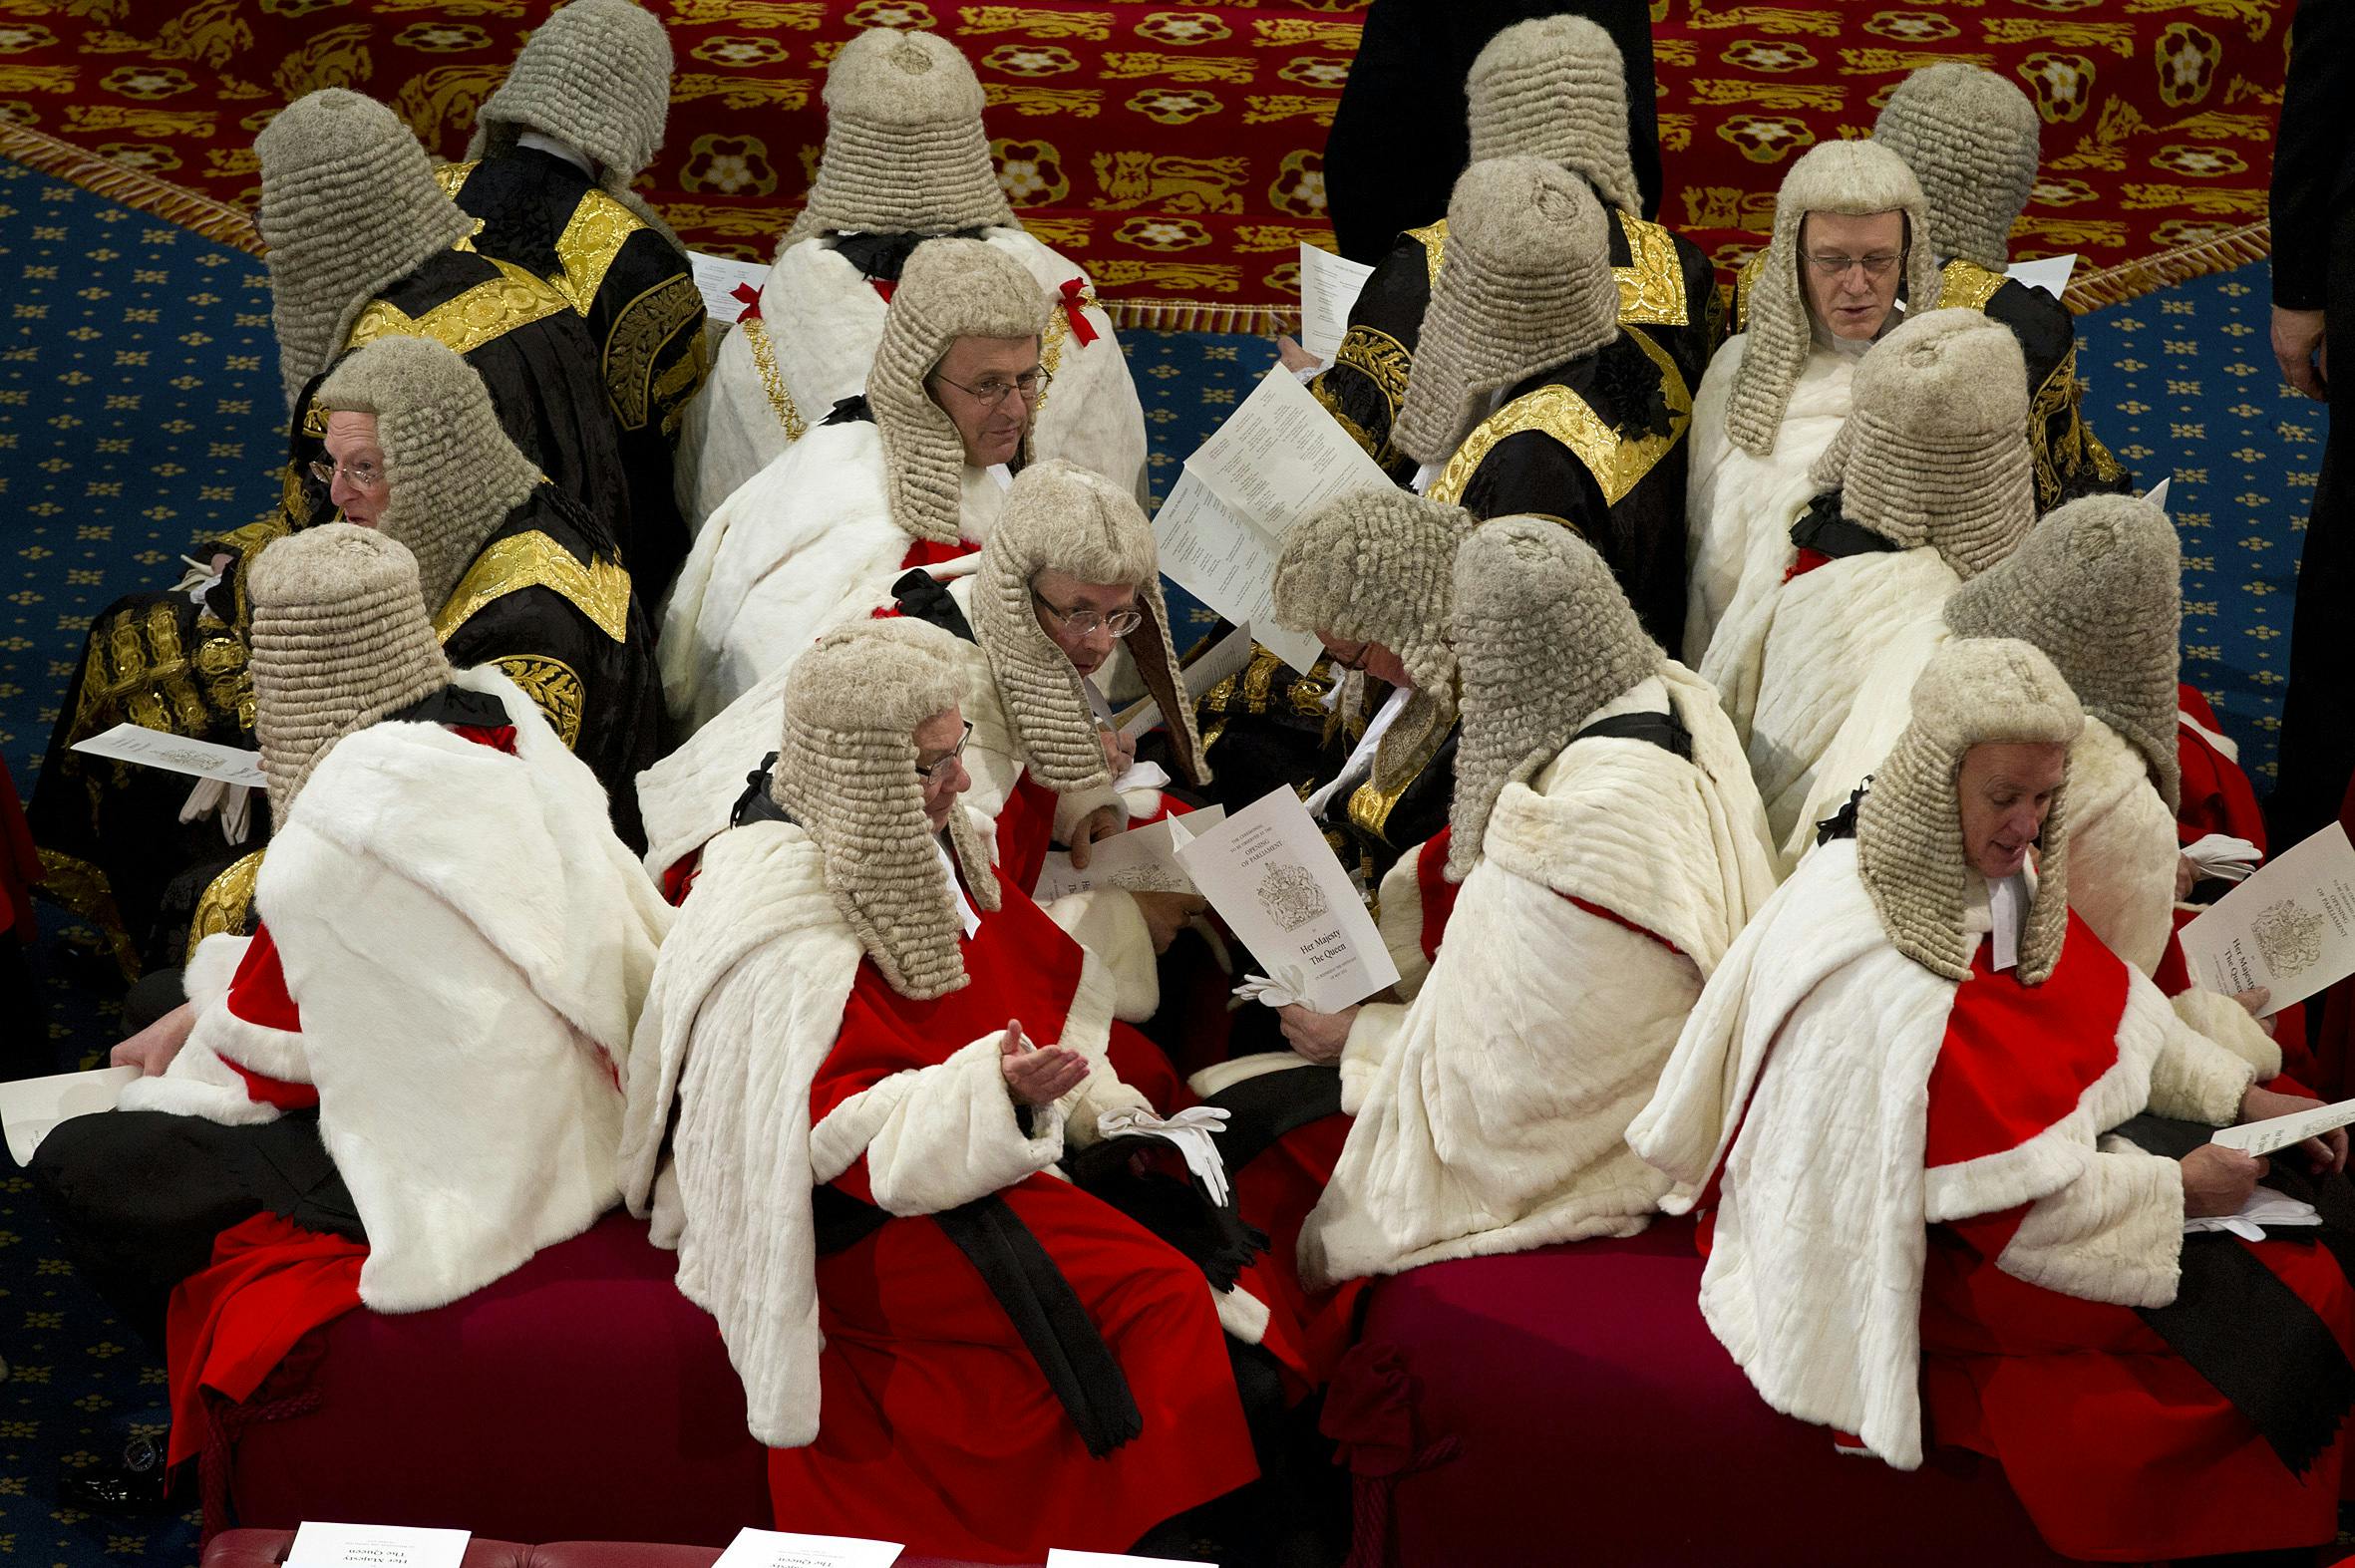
[
  {"xmin": 174, "ymin": 554, "xmax": 224, "ymax": 606},
  {"xmin": 1112, "ymin": 759, "xmax": 1172, "ymax": 795},
  {"xmin": 2184, "ymin": 832, "xmax": 2262, "ymax": 883},
  {"xmin": 177, "ymin": 779, "xmax": 256, "ymax": 845},
  {"xmin": 1097, "ymin": 1104, "xmax": 1234, "ymax": 1206},
  {"xmin": 2184, "ymin": 1188, "xmax": 2321, "ymax": 1241},
  {"xmin": 1231, "ymin": 964, "xmax": 1310, "ymax": 1010}
]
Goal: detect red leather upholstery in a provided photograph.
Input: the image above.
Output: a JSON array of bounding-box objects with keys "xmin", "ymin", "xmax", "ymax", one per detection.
[{"xmin": 203, "ymin": 1534, "xmax": 1016, "ymax": 1568}]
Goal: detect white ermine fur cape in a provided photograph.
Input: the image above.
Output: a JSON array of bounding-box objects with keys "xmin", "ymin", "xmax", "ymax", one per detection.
[
  {"xmin": 657, "ymin": 420, "xmax": 1007, "ymax": 734},
  {"xmin": 124, "ymin": 665, "xmax": 673, "ymax": 1313},
  {"xmin": 1299, "ymin": 667, "xmax": 1780, "ymax": 1288},
  {"xmin": 1627, "ymin": 840, "xmax": 2262, "ymax": 1469},
  {"xmin": 676, "ymin": 228, "xmax": 1146, "ymax": 530},
  {"xmin": 1682, "ymin": 335, "xmax": 1856, "ymax": 668}
]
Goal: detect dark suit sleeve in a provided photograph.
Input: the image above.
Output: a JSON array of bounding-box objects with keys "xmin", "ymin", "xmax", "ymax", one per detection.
[{"xmin": 2273, "ymin": 0, "xmax": 2355, "ymax": 309}]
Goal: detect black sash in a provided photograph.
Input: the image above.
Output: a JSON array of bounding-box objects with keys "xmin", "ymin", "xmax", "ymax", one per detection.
[
  {"xmin": 728, "ymin": 754, "xmax": 791, "ymax": 829},
  {"xmin": 1206, "ymin": 1065, "xmax": 1346, "ymax": 1175},
  {"xmin": 829, "ymin": 228, "xmax": 990, "ymax": 284},
  {"xmin": 891, "ymin": 569, "xmax": 977, "ymax": 643},
  {"xmin": 1567, "ymin": 707, "xmax": 1692, "ymax": 761},
  {"xmin": 2109, "ymin": 1112, "xmax": 2355, "ymax": 1474},
  {"xmin": 1064, "ymin": 1135, "xmax": 1269, "ymax": 1295},
  {"xmin": 1789, "ymin": 491, "xmax": 1900, "ymax": 562},
  {"xmin": 385, "ymin": 684, "xmax": 513, "ymax": 731},
  {"xmin": 809, "ymin": 1184, "xmax": 1143, "ymax": 1458},
  {"xmin": 821, "ymin": 395, "xmax": 874, "ymax": 428}
]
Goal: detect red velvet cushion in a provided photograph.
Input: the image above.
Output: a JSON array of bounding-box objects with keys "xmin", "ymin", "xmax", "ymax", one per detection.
[
  {"xmin": 213, "ymin": 1214, "xmax": 771, "ymax": 1547},
  {"xmin": 1341, "ymin": 1217, "xmax": 2074, "ymax": 1567}
]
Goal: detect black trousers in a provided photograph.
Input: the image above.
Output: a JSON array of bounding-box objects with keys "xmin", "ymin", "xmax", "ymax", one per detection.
[
  {"xmin": 2270, "ymin": 219, "xmax": 2355, "ymax": 846},
  {"xmin": 27, "ymin": 1108, "xmax": 360, "ymax": 1351}
]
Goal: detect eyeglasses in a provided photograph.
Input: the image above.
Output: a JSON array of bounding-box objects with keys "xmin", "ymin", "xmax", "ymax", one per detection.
[
  {"xmin": 1803, "ymin": 250, "xmax": 1904, "ymax": 279},
  {"xmin": 916, "ymin": 720, "xmax": 973, "ymax": 782},
  {"xmin": 1323, "ymin": 639, "xmax": 1372, "ymax": 672},
  {"xmin": 931, "ymin": 368, "xmax": 1053, "ymax": 411},
  {"xmin": 1033, "ymin": 591, "xmax": 1143, "ymax": 639},
  {"xmin": 308, "ymin": 457, "xmax": 384, "ymax": 488}
]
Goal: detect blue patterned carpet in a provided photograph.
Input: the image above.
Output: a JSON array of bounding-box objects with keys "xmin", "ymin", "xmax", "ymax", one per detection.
[{"xmin": 0, "ymin": 148, "xmax": 2327, "ymax": 1566}]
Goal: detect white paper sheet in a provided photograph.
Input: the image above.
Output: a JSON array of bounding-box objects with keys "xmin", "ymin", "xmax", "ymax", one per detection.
[
  {"xmin": 1152, "ymin": 472, "xmax": 1325, "ymax": 674},
  {"xmin": 689, "ymin": 250, "xmax": 770, "ymax": 327},
  {"xmin": 2142, "ymin": 476, "xmax": 2171, "ymax": 512},
  {"xmin": 1034, "ymin": 806, "xmax": 1224, "ymax": 901},
  {"xmin": 1047, "ymin": 1551, "xmax": 1212, "ymax": 1568},
  {"xmin": 71, "ymin": 723, "xmax": 265, "ymax": 788},
  {"xmin": 2179, "ymin": 822, "xmax": 2355, "ymax": 1016},
  {"xmin": 711, "ymin": 1526, "xmax": 905, "ymax": 1568},
  {"xmin": 2005, "ymin": 253, "xmax": 2076, "ymax": 299},
  {"xmin": 0, "ymin": 1065, "xmax": 139, "ymax": 1168},
  {"xmin": 1175, "ymin": 785, "xmax": 1401, "ymax": 1013},
  {"xmin": 1117, "ymin": 621, "xmax": 1260, "ymax": 741},
  {"xmin": 1297, "ymin": 241, "xmax": 1376, "ymax": 364},
  {"xmin": 1153, "ymin": 367, "xmax": 1395, "ymax": 676},
  {"xmin": 2212, "ymin": 1096, "xmax": 2355, "ymax": 1157},
  {"xmin": 288, "ymin": 1521, "xmax": 471, "ymax": 1568}
]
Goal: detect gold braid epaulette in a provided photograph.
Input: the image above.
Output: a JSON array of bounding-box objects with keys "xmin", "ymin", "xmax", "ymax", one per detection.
[
  {"xmin": 1935, "ymin": 258, "xmax": 2010, "ymax": 314},
  {"xmin": 1428, "ymin": 326, "xmax": 1693, "ymax": 508},
  {"xmin": 434, "ymin": 529, "xmax": 633, "ymax": 646},
  {"xmin": 346, "ymin": 257, "xmax": 573, "ymax": 358}
]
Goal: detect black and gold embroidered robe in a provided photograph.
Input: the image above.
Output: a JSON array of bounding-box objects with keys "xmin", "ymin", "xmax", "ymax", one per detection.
[
  {"xmin": 1425, "ymin": 325, "xmax": 1692, "ymax": 653},
  {"xmin": 438, "ymin": 150, "xmax": 707, "ymax": 598},
  {"xmin": 1310, "ymin": 202, "xmax": 1720, "ymax": 484},
  {"xmin": 29, "ymin": 247, "xmax": 634, "ymax": 977},
  {"xmin": 180, "ymin": 483, "xmax": 666, "ymax": 962},
  {"xmin": 1731, "ymin": 252, "xmax": 2130, "ymax": 509}
]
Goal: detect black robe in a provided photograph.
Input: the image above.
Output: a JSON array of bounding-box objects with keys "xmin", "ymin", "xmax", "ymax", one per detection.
[
  {"xmin": 438, "ymin": 149, "xmax": 707, "ymax": 599},
  {"xmin": 30, "ymin": 247, "xmax": 640, "ymax": 977},
  {"xmin": 1311, "ymin": 202, "xmax": 1720, "ymax": 484},
  {"xmin": 1730, "ymin": 252, "xmax": 2131, "ymax": 510},
  {"xmin": 1424, "ymin": 325, "xmax": 1692, "ymax": 653},
  {"xmin": 1322, "ymin": 0, "xmax": 1659, "ymax": 261},
  {"xmin": 2268, "ymin": 0, "xmax": 2355, "ymax": 843}
]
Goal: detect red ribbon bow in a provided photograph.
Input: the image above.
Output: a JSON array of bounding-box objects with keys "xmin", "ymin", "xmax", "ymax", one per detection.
[
  {"xmin": 730, "ymin": 281, "xmax": 763, "ymax": 323},
  {"xmin": 1059, "ymin": 276, "xmax": 1099, "ymax": 347}
]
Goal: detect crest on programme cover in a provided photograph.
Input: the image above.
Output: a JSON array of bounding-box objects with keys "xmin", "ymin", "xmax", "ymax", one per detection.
[
  {"xmin": 2253, "ymin": 900, "xmax": 2328, "ymax": 981},
  {"xmin": 1258, "ymin": 862, "xmax": 1328, "ymax": 932}
]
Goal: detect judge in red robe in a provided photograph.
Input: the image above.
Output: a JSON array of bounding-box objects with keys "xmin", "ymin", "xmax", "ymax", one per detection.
[
  {"xmin": 1631, "ymin": 636, "xmax": 2355, "ymax": 1563},
  {"xmin": 619, "ymin": 618, "xmax": 1263, "ymax": 1563}
]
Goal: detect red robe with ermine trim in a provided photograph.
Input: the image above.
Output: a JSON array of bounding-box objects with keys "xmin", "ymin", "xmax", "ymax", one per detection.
[
  {"xmin": 1918, "ymin": 925, "xmax": 2355, "ymax": 1561},
  {"xmin": 768, "ymin": 859, "xmax": 1258, "ymax": 1560}
]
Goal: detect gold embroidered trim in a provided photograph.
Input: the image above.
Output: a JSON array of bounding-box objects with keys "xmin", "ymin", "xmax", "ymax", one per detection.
[
  {"xmin": 1330, "ymin": 322, "xmax": 1412, "ymax": 410},
  {"xmin": 431, "ymin": 159, "xmax": 475, "ymax": 200},
  {"xmin": 1427, "ymin": 325, "xmax": 1692, "ymax": 508},
  {"xmin": 740, "ymin": 314, "xmax": 807, "ymax": 442},
  {"xmin": 1733, "ymin": 247, "xmax": 1768, "ymax": 333},
  {"xmin": 551, "ymin": 190, "xmax": 644, "ymax": 314},
  {"xmin": 1312, "ymin": 374, "xmax": 1391, "ymax": 470},
  {"xmin": 346, "ymin": 257, "xmax": 573, "ymax": 358},
  {"xmin": 1935, "ymin": 258, "xmax": 2009, "ymax": 314},
  {"xmin": 604, "ymin": 271, "xmax": 705, "ymax": 430},
  {"xmin": 434, "ymin": 529, "xmax": 632, "ymax": 646},
  {"xmin": 2026, "ymin": 339, "xmax": 2127, "ymax": 507},
  {"xmin": 184, "ymin": 849, "xmax": 265, "ymax": 968},
  {"xmin": 1404, "ymin": 218, "xmax": 1448, "ymax": 291},
  {"xmin": 493, "ymin": 655, "xmax": 585, "ymax": 748},
  {"xmin": 1033, "ymin": 278, "xmax": 1099, "ymax": 421},
  {"xmin": 1345, "ymin": 716, "xmax": 1448, "ymax": 846},
  {"xmin": 1614, "ymin": 214, "xmax": 1690, "ymax": 328},
  {"xmin": 35, "ymin": 847, "xmax": 139, "ymax": 980}
]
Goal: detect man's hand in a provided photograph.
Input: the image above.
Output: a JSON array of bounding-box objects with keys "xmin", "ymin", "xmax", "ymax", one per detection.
[
  {"xmin": 1277, "ymin": 1003, "xmax": 1359, "ymax": 1066},
  {"xmin": 2176, "ymin": 853, "xmax": 2199, "ymax": 901},
  {"xmin": 1065, "ymin": 804, "xmax": 1124, "ymax": 869},
  {"xmin": 2239, "ymin": 1082, "xmax": 2349, "ymax": 1173},
  {"xmin": 2273, "ymin": 306, "xmax": 2328, "ymax": 400},
  {"xmin": 1099, "ymin": 725, "xmax": 1137, "ymax": 779},
  {"xmin": 2183, "ymin": 1142, "xmax": 2268, "ymax": 1217},
  {"xmin": 2230, "ymin": 985, "xmax": 2272, "ymax": 1019},
  {"xmin": 1132, "ymin": 890, "xmax": 1204, "ymax": 954},
  {"xmin": 998, "ymin": 1018, "xmax": 1089, "ymax": 1106},
  {"xmin": 110, "ymin": 1001, "xmax": 196, "ymax": 1079},
  {"xmin": 1274, "ymin": 335, "xmax": 1322, "ymax": 374}
]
